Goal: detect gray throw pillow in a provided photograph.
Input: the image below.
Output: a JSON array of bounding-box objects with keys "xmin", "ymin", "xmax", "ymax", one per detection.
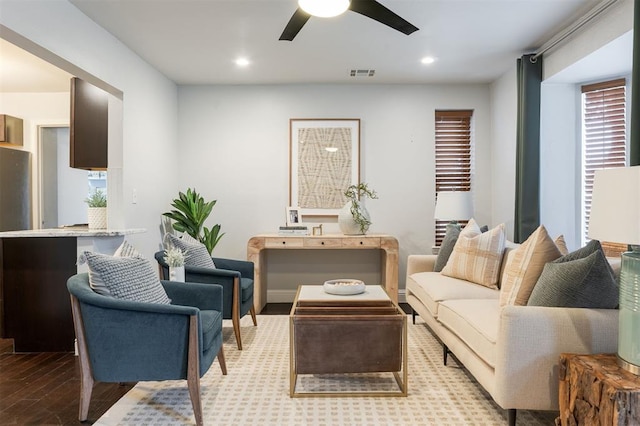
[
  {"xmin": 527, "ymin": 242, "xmax": 618, "ymax": 309},
  {"xmin": 165, "ymin": 233, "xmax": 216, "ymax": 269},
  {"xmin": 81, "ymin": 251, "xmax": 171, "ymax": 304},
  {"xmin": 434, "ymin": 223, "xmax": 462, "ymax": 272}
]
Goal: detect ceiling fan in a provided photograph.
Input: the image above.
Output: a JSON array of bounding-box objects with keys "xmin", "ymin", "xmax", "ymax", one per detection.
[{"xmin": 279, "ymin": 0, "xmax": 419, "ymax": 41}]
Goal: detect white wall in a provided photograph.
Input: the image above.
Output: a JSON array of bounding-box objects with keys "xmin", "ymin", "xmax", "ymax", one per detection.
[
  {"xmin": 1, "ymin": 0, "xmax": 179, "ymax": 257},
  {"xmin": 539, "ymin": 83, "xmax": 580, "ymax": 249},
  {"xmin": 178, "ymin": 83, "xmax": 492, "ymax": 292},
  {"xmin": 489, "ymin": 65, "xmax": 518, "ymax": 241}
]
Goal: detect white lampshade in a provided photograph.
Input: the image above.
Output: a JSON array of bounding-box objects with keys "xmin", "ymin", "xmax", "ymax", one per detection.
[
  {"xmin": 588, "ymin": 165, "xmax": 640, "ymax": 375},
  {"xmin": 434, "ymin": 191, "xmax": 474, "ymax": 220},
  {"xmin": 588, "ymin": 166, "xmax": 640, "ymax": 245},
  {"xmin": 299, "ymin": 0, "xmax": 350, "ymax": 17}
]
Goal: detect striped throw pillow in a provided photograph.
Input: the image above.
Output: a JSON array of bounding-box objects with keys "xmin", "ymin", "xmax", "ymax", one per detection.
[
  {"xmin": 441, "ymin": 219, "xmax": 506, "ymax": 289},
  {"xmin": 499, "ymin": 225, "xmax": 562, "ymax": 306}
]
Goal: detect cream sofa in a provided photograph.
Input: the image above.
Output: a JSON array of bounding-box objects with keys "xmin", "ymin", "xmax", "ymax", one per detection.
[{"xmin": 405, "ymin": 247, "xmax": 619, "ymax": 426}]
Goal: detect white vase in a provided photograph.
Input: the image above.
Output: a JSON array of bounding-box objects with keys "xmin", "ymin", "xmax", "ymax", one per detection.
[
  {"xmin": 338, "ymin": 201, "xmax": 370, "ymax": 235},
  {"xmin": 169, "ymin": 266, "xmax": 185, "ymax": 282},
  {"xmin": 87, "ymin": 207, "xmax": 107, "ymax": 229}
]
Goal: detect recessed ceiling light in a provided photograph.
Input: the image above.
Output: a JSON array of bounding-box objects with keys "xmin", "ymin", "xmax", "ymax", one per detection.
[
  {"xmin": 325, "ymin": 147, "xmax": 338, "ymax": 153},
  {"xmin": 421, "ymin": 56, "xmax": 436, "ymax": 65},
  {"xmin": 235, "ymin": 57, "xmax": 250, "ymax": 67}
]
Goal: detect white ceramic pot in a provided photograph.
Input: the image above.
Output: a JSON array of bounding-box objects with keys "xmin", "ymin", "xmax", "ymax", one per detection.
[
  {"xmin": 169, "ymin": 266, "xmax": 185, "ymax": 282},
  {"xmin": 338, "ymin": 201, "xmax": 370, "ymax": 235},
  {"xmin": 88, "ymin": 207, "xmax": 107, "ymax": 229}
]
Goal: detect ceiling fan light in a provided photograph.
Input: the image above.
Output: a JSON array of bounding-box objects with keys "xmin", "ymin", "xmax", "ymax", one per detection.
[{"xmin": 298, "ymin": 0, "xmax": 350, "ymax": 18}]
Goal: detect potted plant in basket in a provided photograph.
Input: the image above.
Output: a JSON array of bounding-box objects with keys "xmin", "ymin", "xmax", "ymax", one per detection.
[
  {"xmin": 85, "ymin": 189, "xmax": 107, "ymax": 229},
  {"xmin": 339, "ymin": 183, "xmax": 378, "ymax": 235}
]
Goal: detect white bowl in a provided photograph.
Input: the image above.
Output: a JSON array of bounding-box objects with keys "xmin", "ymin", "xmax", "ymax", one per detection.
[{"xmin": 323, "ymin": 279, "xmax": 365, "ymax": 295}]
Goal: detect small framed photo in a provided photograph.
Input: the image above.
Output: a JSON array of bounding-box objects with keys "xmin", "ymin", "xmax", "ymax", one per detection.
[{"xmin": 286, "ymin": 206, "xmax": 301, "ymax": 226}]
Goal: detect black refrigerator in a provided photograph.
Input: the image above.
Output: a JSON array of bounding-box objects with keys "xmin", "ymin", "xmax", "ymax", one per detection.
[{"xmin": 0, "ymin": 146, "xmax": 31, "ymax": 231}]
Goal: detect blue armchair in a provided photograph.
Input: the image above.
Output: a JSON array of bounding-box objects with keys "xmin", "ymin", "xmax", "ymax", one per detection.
[
  {"xmin": 67, "ymin": 273, "xmax": 226, "ymax": 426},
  {"xmin": 155, "ymin": 252, "xmax": 257, "ymax": 349}
]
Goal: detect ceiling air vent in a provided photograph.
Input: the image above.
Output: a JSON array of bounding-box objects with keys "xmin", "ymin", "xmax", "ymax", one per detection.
[{"xmin": 350, "ymin": 69, "xmax": 375, "ymax": 77}]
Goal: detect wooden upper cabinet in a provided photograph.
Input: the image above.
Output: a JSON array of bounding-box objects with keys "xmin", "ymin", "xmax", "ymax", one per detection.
[
  {"xmin": 70, "ymin": 77, "xmax": 108, "ymax": 170},
  {"xmin": 0, "ymin": 115, "xmax": 24, "ymax": 146}
]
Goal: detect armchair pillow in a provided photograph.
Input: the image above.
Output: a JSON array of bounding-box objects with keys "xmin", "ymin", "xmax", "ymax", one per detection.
[
  {"xmin": 165, "ymin": 233, "xmax": 216, "ymax": 269},
  {"xmin": 441, "ymin": 219, "xmax": 506, "ymax": 289},
  {"xmin": 79, "ymin": 251, "xmax": 171, "ymax": 304},
  {"xmin": 527, "ymin": 240, "xmax": 618, "ymax": 309},
  {"xmin": 113, "ymin": 239, "xmax": 144, "ymax": 258}
]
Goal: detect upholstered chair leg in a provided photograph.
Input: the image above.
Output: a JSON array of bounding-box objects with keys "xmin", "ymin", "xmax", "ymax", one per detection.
[
  {"xmin": 217, "ymin": 345, "xmax": 227, "ymax": 375},
  {"xmin": 443, "ymin": 344, "xmax": 449, "ymax": 366},
  {"xmin": 412, "ymin": 308, "xmax": 417, "ymax": 324},
  {"xmin": 250, "ymin": 305, "xmax": 257, "ymax": 326},
  {"xmin": 507, "ymin": 409, "xmax": 516, "ymax": 426},
  {"xmin": 187, "ymin": 315, "xmax": 203, "ymax": 426},
  {"xmin": 232, "ymin": 277, "xmax": 242, "ymax": 350}
]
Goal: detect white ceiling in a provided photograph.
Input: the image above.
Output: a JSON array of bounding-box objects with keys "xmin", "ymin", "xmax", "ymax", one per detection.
[
  {"xmin": 67, "ymin": 0, "xmax": 604, "ymax": 85},
  {"xmin": 0, "ymin": 0, "xmax": 628, "ymax": 92}
]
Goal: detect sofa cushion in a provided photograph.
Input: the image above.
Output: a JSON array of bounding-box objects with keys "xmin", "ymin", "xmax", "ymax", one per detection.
[
  {"xmin": 437, "ymin": 299, "xmax": 500, "ymax": 368},
  {"xmin": 434, "ymin": 223, "xmax": 462, "ymax": 272},
  {"xmin": 407, "ymin": 271, "xmax": 499, "ymax": 318},
  {"xmin": 528, "ymin": 243, "xmax": 619, "ymax": 309},
  {"xmin": 200, "ymin": 309, "xmax": 223, "ymax": 352},
  {"xmin": 499, "ymin": 225, "xmax": 562, "ymax": 306},
  {"xmin": 441, "ymin": 219, "xmax": 506, "ymax": 289}
]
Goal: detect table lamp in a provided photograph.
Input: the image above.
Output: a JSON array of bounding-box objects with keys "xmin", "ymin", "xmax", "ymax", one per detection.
[
  {"xmin": 434, "ymin": 191, "xmax": 474, "ymax": 223},
  {"xmin": 588, "ymin": 166, "xmax": 640, "ymax": 374}
]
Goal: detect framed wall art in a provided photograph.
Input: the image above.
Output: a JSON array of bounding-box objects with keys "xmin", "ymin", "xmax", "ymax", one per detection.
[{"xmin": 289, "ymin": 118, "xmax": 360, "ymax": 217}]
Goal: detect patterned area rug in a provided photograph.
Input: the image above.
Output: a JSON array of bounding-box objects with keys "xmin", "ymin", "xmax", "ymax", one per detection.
[{"xmin": 96, "ymin": 315, "xmax": 557, "ymax": 425}]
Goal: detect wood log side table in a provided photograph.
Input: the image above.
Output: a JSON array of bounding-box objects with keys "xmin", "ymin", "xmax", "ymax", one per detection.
[{"xmin": 558, "ymin": 353, "xmax": 640, "ymax": 425}]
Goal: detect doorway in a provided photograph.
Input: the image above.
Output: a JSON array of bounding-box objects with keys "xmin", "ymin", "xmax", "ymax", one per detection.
[{"xmin": 39, "ymin": 126, "xmax": 101, "ymax": 228}]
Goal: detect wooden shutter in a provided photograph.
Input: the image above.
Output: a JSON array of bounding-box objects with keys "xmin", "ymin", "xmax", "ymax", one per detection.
[
  {"xmin": 435, "ymin": 110, "xmax": 473, "ymax": 246},
  {"xmin": 582, "ymin": 78, "xmax": 627, "ymax": 247}
]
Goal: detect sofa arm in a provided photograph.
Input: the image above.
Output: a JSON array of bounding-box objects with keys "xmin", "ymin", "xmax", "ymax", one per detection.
[
  {"xmin": 406, "ymin": 255, "xmax": 437, "ymax": 276},
  {"xmin": 493, "ymin": 305, "xmax": 618, "ymax": 411}
]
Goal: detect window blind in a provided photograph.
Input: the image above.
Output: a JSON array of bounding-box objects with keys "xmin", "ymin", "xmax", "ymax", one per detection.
[
  {"xmin": 582, "ymin": 78, "xmax": 627, "ymax": 247},
  {"xmin": 435, "ymin": 110, "xmax": 473, "ymax": 246}
]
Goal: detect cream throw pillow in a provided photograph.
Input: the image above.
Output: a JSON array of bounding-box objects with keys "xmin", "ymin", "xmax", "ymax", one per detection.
[
  {"xmin": 441, "ymin": 219, "xmax": 506, "ymax": 289},
  {"xmin": 554, "ymin": 235, "xmax": 569, "ymax": 255},
  {"xmin": 499, "ymin": 225, "xmax": 562, "ymax": 306}
]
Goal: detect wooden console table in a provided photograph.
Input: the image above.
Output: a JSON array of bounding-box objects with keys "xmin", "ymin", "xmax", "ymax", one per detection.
[
  {"xmin": 247, "ymin": 234, "xmax": 399, "ymax": 312},
  {"xmin": 558, "ymin": 353, "xmax": 640, "ymax": 425}
]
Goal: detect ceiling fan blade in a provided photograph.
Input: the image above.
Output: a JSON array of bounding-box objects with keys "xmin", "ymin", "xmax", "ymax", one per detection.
[
  {"xmin": 349, "ymin": 0, "xmax": 419, "ymax": 35},
  {"xmin": 279, "ymin": 8, "xmax": 311, "ymax": 41}
]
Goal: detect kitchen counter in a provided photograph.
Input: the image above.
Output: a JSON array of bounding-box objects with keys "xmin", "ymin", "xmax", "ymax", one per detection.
[
  {"xmin": 0, "ymin": 227, "xmax": 146, "ymax": 352},
  {"xmin": 0, "ymin": 227, "xmax": 145, "ymax": 237}
]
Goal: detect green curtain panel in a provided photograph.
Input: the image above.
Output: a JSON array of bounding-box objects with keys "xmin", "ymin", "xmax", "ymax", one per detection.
[
  {"xmin": 630, "ymin": 0, "xmax": 640, "ymax": 166},
  {"xmin": 514, "ymin": 54, "xmax": 543, "ymax": 243}
]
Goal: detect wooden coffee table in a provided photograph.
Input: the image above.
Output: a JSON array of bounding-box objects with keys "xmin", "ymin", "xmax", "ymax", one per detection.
[{"xmin": 289, "ymin": 285, "xmax": 407, "ymax": 397}]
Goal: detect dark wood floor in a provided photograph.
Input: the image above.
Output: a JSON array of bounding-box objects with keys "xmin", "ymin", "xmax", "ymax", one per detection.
[{"xmin": 0, "ymin": 303, "xmax": 412, "ymax": 425}]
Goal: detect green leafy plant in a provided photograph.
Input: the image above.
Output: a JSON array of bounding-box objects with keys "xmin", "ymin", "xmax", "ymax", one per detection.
[
  {"xmin": 344, "ymin": 182, "xmax": 378, "ymax": 234},
  {"xmin": 162, "ymin": 188, "xmax": 224, "ymax": 254},
  {"xmin": 85, "ymin": 189, "xmax": 107, "ymax": 208}
]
